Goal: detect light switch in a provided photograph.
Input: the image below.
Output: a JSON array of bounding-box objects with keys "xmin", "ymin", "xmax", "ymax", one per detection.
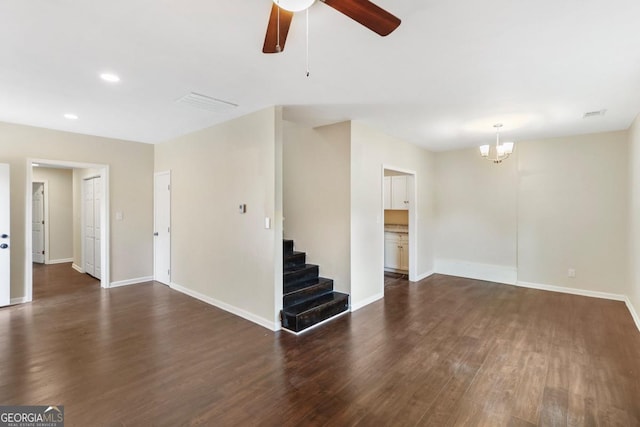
[
  {"xmin": 115, "ymin": 211, "xmax": 123, "ymax": 221},
  {"xmin": 238, "ymin": 204, "xmax": 246, "ymax": 214},
  {"xmin": 265, "ymin": 217, "xmax": 271, "ymax": 229}
]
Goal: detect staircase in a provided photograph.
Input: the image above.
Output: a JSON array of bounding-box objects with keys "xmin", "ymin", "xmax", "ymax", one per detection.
[{"xmin": 281, "ymin": 239, "xmax": 349, "ymax": 333}]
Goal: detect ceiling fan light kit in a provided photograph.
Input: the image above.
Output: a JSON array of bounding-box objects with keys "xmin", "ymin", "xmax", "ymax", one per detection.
[
  {"xmin": 479, "ymin": 124, "xmax": 515, "ymax": 164},
  {"xmin": 263, "ymin": 0, "xmax": 401, "ymax": 54},
  {"xmin": 273, "ymin": 0, "xmax": 315, "ymax": 12}
]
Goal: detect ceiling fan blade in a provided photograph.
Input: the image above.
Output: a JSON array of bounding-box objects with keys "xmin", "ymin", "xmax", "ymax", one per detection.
[
  {"xmin": 321, "ymin": 0, "xmax": 400, "ymax": 36},
  {"xmin": 263, "ymin": 4, "xmax": 294, "ymax": 54}
]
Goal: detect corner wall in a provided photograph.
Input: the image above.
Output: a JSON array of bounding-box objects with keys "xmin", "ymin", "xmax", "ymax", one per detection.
[
  {"xmin": 154, "ymin": 107, "xmax": 282, "ymax": 330},
  {"xmin": 628, "ymin": 115, "xmax": 640, "ymax": 329},
  {"xmin": 434, "ymin": 131, "xmax": 629, "ymax": 298},
  {"xmin": 32, "ymin": 167, "xmax": 73, "ymax": 262},
  {"xmin": 283, "ymin": 121, "xmax": 351, "ymax": 294},
  {"xmin": 350, "ymin": 121, "xmax": 436, "ymax": 309}
]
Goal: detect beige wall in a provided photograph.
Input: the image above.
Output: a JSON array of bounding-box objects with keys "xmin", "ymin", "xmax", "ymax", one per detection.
[
  {"xmin": 517, "ymin": 131, "xmax": 628, "ymax": 294},
  {"xmin": 434, "ymin": 131, "xmax": 629, "ymax": 296},
  {"xmin": 0, "ymin": 121, "xmax": 154, "ymax": 299},
  {"xmin": 283, "ymin": 121, "xmax": 351, "ymax": 294},
  {"xmin": 32, "ymin": 167, "xmax": 73, "ymax": 262},
  {"xmin": 154, "ymin": 107, "xmax": 282, "ymax": 329},
  {"xmin": 435, "ymin": 148, "xmax": 518, "ymax": 282},
  {"xmin": 350, "ymin": 121, "xmax": 436, "ymax": 308},
  {"xmin": 628, "ymin": 114, "xmax": 640, "ymax": 324}
]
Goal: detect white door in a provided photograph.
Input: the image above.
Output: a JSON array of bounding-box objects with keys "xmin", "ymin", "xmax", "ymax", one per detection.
[
  {"xmin": 32, "ymin": 182, "xmax": 45, "ymax": 264},
  {"xmin": 83, "ymin": 177, "xmax": 101, "ymax": 279},
  {"xmin": 0, "ymin": 164, "xmax": 10, "ymax": 306},
  {"xmin": 154, "ymin": 172, "xmax": 171, "ymax": 285}
]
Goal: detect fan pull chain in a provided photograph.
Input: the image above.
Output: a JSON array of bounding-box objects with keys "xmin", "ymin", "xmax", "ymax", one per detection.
[{"xmin": 305, "ymin": 8, "xmax": 310, "ymax": 77}]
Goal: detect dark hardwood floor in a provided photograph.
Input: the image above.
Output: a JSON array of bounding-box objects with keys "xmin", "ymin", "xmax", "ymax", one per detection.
[{"xmin": 1, "ymin": 264, "xmax": 639, "ymax": 426}]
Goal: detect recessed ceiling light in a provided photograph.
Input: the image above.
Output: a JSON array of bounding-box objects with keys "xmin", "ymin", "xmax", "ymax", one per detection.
[
  {"xmin": 100, "ymin": 73, "xmax": 120, "ymax": 83},
  {"xmin": 64, "ymin": 113, "xmax": 79, "ymax": 120}
]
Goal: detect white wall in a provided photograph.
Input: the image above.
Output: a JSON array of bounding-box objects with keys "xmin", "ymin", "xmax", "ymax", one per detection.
[
  {"xmin": 628, "ymin": 114, "xmax": 640, "ymax": 326},
  {"xmin": 32, "ymin": 167, "xmax": 73, "ymax": 262},
  {"xmin": 0, "ymin": 121, "xmax": 154, "ymax": 300},
  {"xmin": 434, "ymin": 131, "xmax": 629, "ymax": 296},
  {"xmin": 283, "ymin": 121, "xmax": 351, "ymax": 294},
  {"xmin": 435, "ymin": 148, "xmax": 518, "ymax": 283},
  {"xmin": 154, "ymin": 107, "xmax": 282, "ymax": 330},
  {"xmin": 350, "ymin": 121, "xmax": 436, "ymax": 309}
]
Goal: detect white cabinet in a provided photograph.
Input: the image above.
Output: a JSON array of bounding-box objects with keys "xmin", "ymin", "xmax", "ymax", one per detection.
[
  {"xmin": 384, "ymin": 177, "xmax": 392, "ymax": 210},
  {"xmin": 384, "ymin": 175, "xmax": 409, "ymax": 210},
  {"xmin": 384, "ymin": 232, "xmax": 408, "ymax": 272}
]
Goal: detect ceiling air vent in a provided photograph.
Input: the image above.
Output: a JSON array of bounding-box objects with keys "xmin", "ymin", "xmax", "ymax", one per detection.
[
  {"xmin": 583, "ymin": 109, "xmax": 607, "ymax": 118},
  {"xmin": 176, "ymin": 92, "xmax": 238, "ymax": 113}
]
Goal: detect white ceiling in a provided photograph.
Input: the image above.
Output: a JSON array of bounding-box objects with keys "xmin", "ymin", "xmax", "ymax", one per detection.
[{"xmin": 1, "ymin": 0, "xmax": 639, "ymax": 151}]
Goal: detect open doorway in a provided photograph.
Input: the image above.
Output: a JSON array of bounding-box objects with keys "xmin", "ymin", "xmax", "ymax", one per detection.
[
  {"xmin": 382, "ymin": 166, "xmax": 417, "ymax": 288},
  {"xmin": 25, "ymin": 159, "xmax": 110, "ymax": 302}
]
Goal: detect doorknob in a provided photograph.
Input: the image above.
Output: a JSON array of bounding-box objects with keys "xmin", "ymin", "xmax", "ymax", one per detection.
[
  {"xmin": 153, "ymin": 232, "xmax": 159, "ymax": 236},
  {"xmin": 0, "ymin": 243, "xmax": 8, "ymax": 249},
  {"xmin": 0, "ymin": 234, "xmax": 7, "ymax": 238}
]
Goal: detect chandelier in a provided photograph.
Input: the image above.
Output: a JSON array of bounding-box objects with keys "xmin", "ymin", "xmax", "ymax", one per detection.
[{"xmin": 479, "ymin": 124, "xmax": 514, "ymax": 164}]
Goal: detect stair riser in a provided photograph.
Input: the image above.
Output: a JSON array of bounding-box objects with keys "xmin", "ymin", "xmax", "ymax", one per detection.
[
  {"xmin": 284, "ymin": 252, "xmax": 306, "ymax": 268},
  {"xmin": 284, "ymin": 282, "xmax": 334, "ymax": 307},
  {"xmin": 284, "ymin": 265, "xmax": 319, "ymax": 286},
  {"xmin": 283, "ymin": 240, "xmax": 294, "ymax": 255},
  {"xmin": 284, "ymin": 298, "xmax": 349, "ymax": 332}
]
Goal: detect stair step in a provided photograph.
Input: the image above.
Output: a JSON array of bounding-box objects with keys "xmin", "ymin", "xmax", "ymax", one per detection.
[
  {"xmin": 284, "ymin": 251, "xmax": 306, "ymax": 268},
  {"xmin": 284, "ymin": 277, "xmax": 334, "ymax": 308},
  {"xmin": 284, "ymin": 264, "xmax": 319, "ymax": 286},
  {"xmin": 281, "ymin": 292, "xmax": 349, "ymax": 333},
  {"xmin": 283, "ymin": 239, "xmax": 294, "ymax": 255}
]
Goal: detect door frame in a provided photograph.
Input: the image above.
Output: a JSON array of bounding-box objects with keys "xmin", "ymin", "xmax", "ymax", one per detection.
[
  {"xmin": 381, "ymin": 165, "xmax": 418, "ymax": 282},
  {"xmin": 25, "ymin": 159, "xmax": 110, "ymax": 301},
  {"xmin": 31, "ymin": 180, "xmax": 49, "ymax": 264}
]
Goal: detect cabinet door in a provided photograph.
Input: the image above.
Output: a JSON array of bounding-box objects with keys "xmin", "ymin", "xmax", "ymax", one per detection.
[
  {"xmin": 384, "ymin": 239, "xmax": 400, "ymax": 269},
  {"xmin": 391, "ymin": 176, "xmax": 409, "ymax": 210},
  {"xmin": 383, "ymin": 176, "xmax": 391, "ymax": 210},
  {"xmin": 399, "ymin": 242, "xmax": 409, "ymax": 271}
]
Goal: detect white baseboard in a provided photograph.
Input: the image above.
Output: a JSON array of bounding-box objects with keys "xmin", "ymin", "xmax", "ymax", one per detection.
[
  {"xmin": 624, "ymin": 297, "xmax": 640, "ymax": 333},
  {"xmin": 46, "ymin": 258, "xmax": 73, "ymax": 265},
  {"xmin": 10, "ymin": 297, "xmax": 28, "ymax": 305},
  {"xmin": 170, "ymin": 282, "xmax": 278, "ymax": 332},
  {"xmin": 72, "ymin": 263, "xmax": 84, "ymax": 273},
  {"xmin": 110, "ymin": 276, "xmax": 153, "ymax": 288},
  {"xmin": 435, "ymin": 259, "xmax": 517, "ymax": 285},
  {"xmin": 415, "ymin": 270, "xmax": 435, "ymax": 282},
  {"xmin": 515, "ymin": 280, "xmax": 626, "ymax": 301},
  {"xmin": 351, "ymin": 291, "xmax": 384, "ymax": 312}
]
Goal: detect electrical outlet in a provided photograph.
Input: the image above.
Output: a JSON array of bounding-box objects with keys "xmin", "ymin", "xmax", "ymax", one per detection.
[{"xmin": 568, "ymin": 268, "xmax": 576, "ymax": 278}]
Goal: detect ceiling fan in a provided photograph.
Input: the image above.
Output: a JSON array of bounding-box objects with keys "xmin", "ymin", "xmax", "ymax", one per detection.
[{"xmin": 263, "ymin": 0, "xmax": 401, "ymax": 54}]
